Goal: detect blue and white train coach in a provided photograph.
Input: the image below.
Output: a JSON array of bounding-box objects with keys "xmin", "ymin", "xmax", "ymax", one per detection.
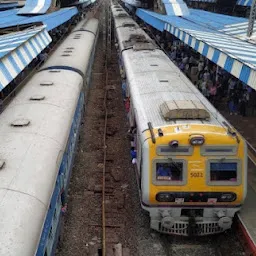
[{"xmin": 0, "ymin": 18, "xmax": 99, "ymax": 256}]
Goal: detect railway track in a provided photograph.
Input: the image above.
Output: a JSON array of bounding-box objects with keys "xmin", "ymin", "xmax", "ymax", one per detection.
[
  {"xmin": 102, "ymin": 2, "xmax": 134, "ymax": 255},
  {"xmin": 58, "ymin": 1, "xmax": 139, "ymax": 255}
]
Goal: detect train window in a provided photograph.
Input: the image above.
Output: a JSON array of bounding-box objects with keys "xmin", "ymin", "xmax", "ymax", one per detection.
[
  {"xmin": 201, "ymin": 146, "xmax": 237, "ymax": 156},
  {"xmin": 152, "ymin": 159, "xmax": 187, "ymax": 186},
  {"xmin": 157, "ymin": 146, "xmax": 193, "ymax": 156},
  {"xmin": 54, "ymin": 209, "xmax": 57, "ymax": 220},
  {"xmin": 210, "ymin": 163, "xmax": 237, "ymax": 181},
  {"xmin": 49, "ymin": 227, "xmax": 53, "ymax": 240},
  {"xmin": 206, "ymin": 160, "xmax": 241, "ymax": 185}
]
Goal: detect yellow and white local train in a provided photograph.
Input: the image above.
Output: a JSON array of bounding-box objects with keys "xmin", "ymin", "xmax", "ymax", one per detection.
[{"xmin": 112, "ymin": 3, "xmax": 247, "ymax": 236}]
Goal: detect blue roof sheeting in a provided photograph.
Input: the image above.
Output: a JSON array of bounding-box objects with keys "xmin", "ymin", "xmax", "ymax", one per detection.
[
  {"xmin": 162, "ymin": 0, "xmax": 190, "ymax": 16},
  {"xmin": 0, "ymin": 2, "xmax": 19, "ymax": 11},
  {"xmin": 0, "ymin": 7, "xmax": 78, "ymax": 31},
  {"xmin": 18, "ymin": 0, "xmax": 52, "ymax": 14},
  {"xmin": 188, "ymin": 9, "xmax": 256, "ymax": 39},
  {"xmin": 0, "ymin": 26, "xmax": 52, "ymax": 90},
  {"xmin": 236, "ymin": 0, "xmax": 253, "ymax": 6},
  {"xmin": 136, "ymin": 8, "xmax": 256, "ymax": 89}
]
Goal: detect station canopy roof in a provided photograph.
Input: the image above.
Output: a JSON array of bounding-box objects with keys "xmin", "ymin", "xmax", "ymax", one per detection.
[
  {"xmin": 0, "ymin": 7, "xmax": 78, "ymax": 31},
  {"xmin": 236, "ymin": 0, "xmax": 253, "ymax": 6},
  {"xmin": 0, "ymin": 1, "xmax": 20, "ymax": 11},
  {"xmin": 136, "ymin": 8, "xmax": 256, "ymax": 90},
  {"xmin": 18, "ymin": 0, "xmax": 52, "ymax": 15},
  {"xmin": 0, "ymin": 26, "xmax": 51, "ymax": 90}
]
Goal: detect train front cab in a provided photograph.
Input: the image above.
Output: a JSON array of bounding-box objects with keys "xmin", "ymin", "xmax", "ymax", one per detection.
[{"xmin": 138, "ymin": 123, "xmax": 247, "ymax": 236}]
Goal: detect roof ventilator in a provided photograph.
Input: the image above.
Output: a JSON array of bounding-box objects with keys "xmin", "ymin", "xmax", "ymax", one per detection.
[
  {"xmin": 122, "ymin": 22, "xmax": 136, "ymax": 28},
  {"xmin": 66, "ymin": 47, "xmax": 74, "ymax": 50},
  {"xmin": 123, "ymin": 34, "xmax": 156, "ymax": 51},
  {"xmin": 116, "ymin": 8, "xmax": 123, "ymax": 11},
  {"xmin": 40, "ymin": 81, "xmax": 54, "ymax": 86},
  {"xmin": 30, "ymin": 95, "xmax": 45, "ymax": 101},
  {"xmin": 160, "ymin": 100, "xmax": 210, "ymax": 121},
  {"xmin": 11, "ymin": 119, "xmax": 30, "ymax": 127},
  {"xmin": 116, "ymin": 13, "xmax": 128, "ymax": 18},
  {"xmin": 61, "ymin": 54, "xmax": 71, "ymax": 57},
  {"xmin": 0, "ymin": 160, "xmax": 5, "ymax": 170},
  {"xmin": 64, "ymin": 50, "xmax": 73, "ymax": 53}
]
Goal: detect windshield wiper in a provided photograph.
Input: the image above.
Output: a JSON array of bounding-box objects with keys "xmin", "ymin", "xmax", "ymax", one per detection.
[{"xmin": 168, "ymin": 157, "xmax": 182, "ymax": 172}]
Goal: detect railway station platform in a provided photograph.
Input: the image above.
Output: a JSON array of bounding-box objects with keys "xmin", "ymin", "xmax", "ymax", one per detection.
[
  {"xmin": 220, "ymin": 110, "xmax": 256, "ymax": 256},
  {"xmin": 136, "ymin": 8, "xmax": 256, "ymax": 90}
]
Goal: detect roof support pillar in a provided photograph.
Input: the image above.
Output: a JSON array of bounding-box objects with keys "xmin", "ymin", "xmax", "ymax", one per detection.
[{"xmin": 247, "ymin": 0, "xmax": 256, "ymax": 37}]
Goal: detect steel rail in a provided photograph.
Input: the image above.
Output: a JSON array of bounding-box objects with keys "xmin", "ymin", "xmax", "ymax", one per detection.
[{"xmin": 102, "ymin": 1, "xmax": 112, "ymax": 255}]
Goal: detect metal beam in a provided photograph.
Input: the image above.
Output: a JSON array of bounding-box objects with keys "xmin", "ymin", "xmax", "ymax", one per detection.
[{"xmin": 247, "ymin": 0, "xmax": 256, "ymax": 37}]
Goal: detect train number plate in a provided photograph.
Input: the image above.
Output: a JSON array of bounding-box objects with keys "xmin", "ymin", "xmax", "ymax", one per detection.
[{"xmin": 190, "ymin": 172, "xmax": 203, "ymax": 178}]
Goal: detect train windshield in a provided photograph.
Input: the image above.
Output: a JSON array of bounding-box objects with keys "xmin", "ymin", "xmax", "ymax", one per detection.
[
  {"xmin": 210, "ymin": 162, "xmax": 237, "ymax": 182},
  {"xmin": 156, "ymin": 162, "xmax": 183, "ymax": 181}
]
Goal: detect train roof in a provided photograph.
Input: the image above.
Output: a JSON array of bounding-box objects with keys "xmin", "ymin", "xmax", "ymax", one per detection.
[
  {"xmin": 116, "ymin": 25, "xmax": 156, "ymax": 52},
  {"xmin": 113, "ymin": 16, "xmax": 139, "ymax": 29},
  {"xmin": 41, "ymin": 19, "xmax": 99, "ymax": 76},
  {"xmin": 111, "ymin": 5, "xmax": 129, "ymax": 18},
  {"xmin": 111, "ymin": 5, "xmax": 227, "ymax": 131},
  {"xmin": 0, "ymin": 70, "xmax": 82, "ymax": 255},
  {"xmin": 122, "ymin": 48, "xmax": 227, "ymax": 131}
]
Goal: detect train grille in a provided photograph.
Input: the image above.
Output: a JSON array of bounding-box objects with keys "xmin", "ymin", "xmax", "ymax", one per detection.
[{"xmin": 159, "ymin": 221, "xmax": 224, "ymax": 236}]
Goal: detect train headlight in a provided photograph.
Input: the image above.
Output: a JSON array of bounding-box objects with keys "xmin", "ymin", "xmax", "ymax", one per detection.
[
  {"xmin": 219, "ymin": 193, "xmax": 236, "ymax": 202},
  {"xmin": 156, "ymin": 193, "xmax": 174, "ymax": 202},
  {"xmin": 190, "ymin": 135, "xmax": 205, "ymax": 146}
]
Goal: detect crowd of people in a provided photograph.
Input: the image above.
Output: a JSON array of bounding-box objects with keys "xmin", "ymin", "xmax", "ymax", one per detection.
[{"xmin": 154, "ymin": 31, "xmax": 256, "ymax": 117}]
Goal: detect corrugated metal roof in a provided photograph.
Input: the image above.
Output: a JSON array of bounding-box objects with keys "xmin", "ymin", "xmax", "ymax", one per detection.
[
  {"xmin": 18, "ymin": 0, "xmax": 52, "ymax": 15},
  {"xmin": 0, "ymin": 2, "xmax": 19, "ymax": 10},
  {"xmin": 0, "ymin": 27, "xmax": 44, "ymax": 58},
  {"xmin": 188, "ymin": 9, "xmax": 256, "ymax": 39},
  {"xmin": 0, "ymin": 26, "xmax": 52, "ymax": 90},
  {"xmin": 162, "ymin": 0, "xmax": 190, "ymax": 16},
  {"xmin": 136, "ymin": 9, "xmax": 256, "ymax": 89},
  {"xmin": 0, "ymin": 7, "xmax": 78, "ymax": 31},
  {"xmin": 236, "ymin": 0, "xmax": 253, "ymax": 6}
]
